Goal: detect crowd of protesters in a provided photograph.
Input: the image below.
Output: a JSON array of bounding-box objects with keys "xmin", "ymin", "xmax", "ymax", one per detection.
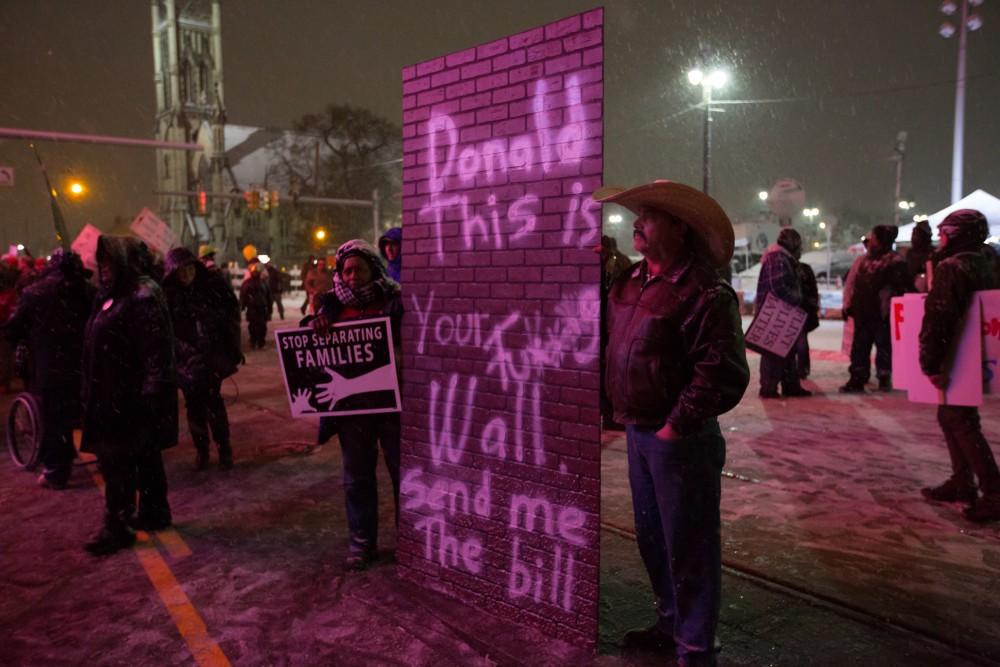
[{"xmin": 2, "ymin": 203, "xmax": 998, "ymax": 664}]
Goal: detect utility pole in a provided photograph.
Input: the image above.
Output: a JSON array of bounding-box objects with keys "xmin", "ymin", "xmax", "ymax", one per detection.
[{"xmin": 892, "ymin": 131, "xmax": 907, "ymax": 226}]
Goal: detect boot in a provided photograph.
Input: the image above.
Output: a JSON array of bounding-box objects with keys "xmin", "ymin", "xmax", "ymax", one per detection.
[
  {"xmin": 839, "ymin": 378, "xmax": 866, "ymax": 393},
  {"xmin": 622, "ymin": 624, "xmax": 675, "ymax": 653},
  {"xmin": 782, "ymin": 384, "xmax": 812, "ymax": 398},
  {"xmin": 218, "ymin": 443, "xmax": 234, "ymax": 470},
  {"xmin": 921, "ymin": 478, "xmax": 977, "ymax": 504},
  {"xmin": 877, "ymin": 376, "xmax": 893, "ymax": 392},
  {"xmin": 963, "ymin": 495, "xmax": 1000, "ymax": 523},
  {"xmin": 84, "ymin": 522, "xmax": 136, "ymax": 556}
]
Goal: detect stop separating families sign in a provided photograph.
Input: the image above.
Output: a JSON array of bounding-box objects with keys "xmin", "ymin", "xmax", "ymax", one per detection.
[{"xmin": 275, "ymin": 317, "xmax": 401, "ymax": 417}]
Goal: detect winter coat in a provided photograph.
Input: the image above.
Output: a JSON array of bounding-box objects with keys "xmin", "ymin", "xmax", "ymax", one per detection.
[
  {"xmin": 312, "ymin": 286, "xmax": 404, "ymax": 443},
  {"xmin": 378, "ymin": 227, "xmax": 402, "ymax": 283},
  {"xmin": 919, "ymin": 247, "xmax": 999, "ymax": 377},
  {"xmin": 756, "ymin": 243, "xmax": 802, "ymax": 311},
  {"xmin": 605, "ymin": 257, "xmax": 750, "ymax": 432},
  {"xmin": 797, "ymin": 261, "xmax": 820, "ymax": 332},
  {"xmin": 842, "ymin": 249, "xmax": 909, "ymax": 322},
  {"xmin": 163, "ymin": 249, "xmax": 241, "ymax": 390},
  {"xmin": 80, "ymin": 236, "xmax": 178, "ymax": 456},
  {"xmin": 240, "ymin": 273, "xmax": 271, "ymax": 318},
  {"xmin": 2, "ymin": 258, "xmax": 95, "ymax": 395}
]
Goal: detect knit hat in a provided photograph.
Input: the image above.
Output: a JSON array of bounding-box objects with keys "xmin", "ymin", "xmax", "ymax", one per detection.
[{"xmin": 335, "ymin": 239, "xmax": 386, "ymax": 278}]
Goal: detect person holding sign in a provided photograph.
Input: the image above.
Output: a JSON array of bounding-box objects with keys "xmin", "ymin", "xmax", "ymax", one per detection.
[
  {"xmin": 597, "ymin": 181, "xmax": 749, "ymax": 666},
  {"xmin": 755, "ymin": 228, "xmax": 811, "ymax": 398},
  {"xmin": 919, "ymin": 209, "xmax": 1000, "ymax": 523},
  {"xmin": 310, "ymin": 239, "xmax": 403, "ymax": 570}
]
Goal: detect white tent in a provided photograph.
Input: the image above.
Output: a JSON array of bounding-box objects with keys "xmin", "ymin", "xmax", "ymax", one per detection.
[{"xmin": 897, "ymin": 189, "xmax": 1000, "ymax": 243}]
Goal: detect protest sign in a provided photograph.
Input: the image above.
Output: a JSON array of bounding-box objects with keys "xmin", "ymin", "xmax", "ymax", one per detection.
[
  {"xmin": 129, "ymin": 207, "xmax": 178, "ymax": 255},
  {"xmin": 70, "ymin": 223, "xmax": 102, "ymax": 272},
  {"xmin": 980, "ymin": 290, "xmax": 1000, "ymax": 395},
  {"xmin": 890, "ymin": 296, "xmax": 914, "ymax": 390},
  {"xmin": 275, "ymin": 317, "xmax": 400, "ymax": 417},
  {"xmin": 892, "ymin": 293, "xmax": 983, "ymax": 406},
  {"xmin": 744, "ymin": 292, "xmax": 808, "ymax": 358}
]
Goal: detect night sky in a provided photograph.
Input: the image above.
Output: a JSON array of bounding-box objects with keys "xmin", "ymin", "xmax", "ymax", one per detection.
[{"xmin": 2, "ymin": 0, "xmax": 998, "ymax": 254}]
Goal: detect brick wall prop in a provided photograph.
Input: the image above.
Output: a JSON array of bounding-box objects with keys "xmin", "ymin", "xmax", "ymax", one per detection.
[{"xmin": 397, "ymin": 8, "xmax": 605, "ymax": 645}]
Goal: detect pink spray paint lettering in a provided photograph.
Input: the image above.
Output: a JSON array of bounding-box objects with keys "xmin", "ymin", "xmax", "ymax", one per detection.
[{"xmin": 399, "ymin": 9, "xmax": 603, "ymax": 643}]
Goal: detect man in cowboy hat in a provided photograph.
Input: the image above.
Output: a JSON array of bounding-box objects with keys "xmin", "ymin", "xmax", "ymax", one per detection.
[{"xmin": 597, "ymin": 180, "xmax": 749, "ymax": 666}]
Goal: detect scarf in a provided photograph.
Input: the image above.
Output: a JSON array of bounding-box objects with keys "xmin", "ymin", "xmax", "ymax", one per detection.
[{"xmin": 332, "ymin": 270, "xmax": 397, "ymax": 308}]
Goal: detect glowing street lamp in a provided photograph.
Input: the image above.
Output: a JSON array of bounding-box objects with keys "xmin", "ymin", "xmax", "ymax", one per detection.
[
  {"xmin": 67, "ymin": 180, "xmax": 87, "ymax": 197},
  {"xmin": 313, "ymin": 228, "xmax": 327, "ymax": 243},
  {"xmin": 898, "ymin": 200, "xmax": 916, "ymax": 211},
  {"xmin": 687, "ymin": 65, "xmax": 730, "ymax": 195},
  {"xmin": 758, "ymin": 190, "xmax": 769, "ymax": 202},
  {"xmin": 608, "ymin": 213, "xmax": 623, "ymax": 224},
  {"xmin": 803, "ymin": 207, "xmax": 820, "ymax": 221}
]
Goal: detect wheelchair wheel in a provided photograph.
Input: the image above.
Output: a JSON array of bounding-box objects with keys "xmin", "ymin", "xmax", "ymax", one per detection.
[{"xmin": 7, "ymin": 393, "xmax": 42, "ymax": 470}]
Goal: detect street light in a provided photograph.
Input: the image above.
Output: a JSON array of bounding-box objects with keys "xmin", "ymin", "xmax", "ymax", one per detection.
[
  {"xmin": 758, "ymin": 191, "xmax": 769, "ymax": 202},
  {"xmin": 608, "ymin": 214, "xmax": 623, "ymax": 224},
  {"xmin": 819, "ymin": 220, "xmax": 834, "ymax": 285},
  {"xmin": 898, "ymin": 200, "xmax": 916, "ymax": 211},
  {"xmin": 939, "ymin": 0, "xmax": 986, "ymax": 203},
  {"xmin": 687, "ymin": 66, "xmax": 729, "ymax": 195},
  {"xmin": 313, "ymin": 228, "xmax": 327, "ymax": 242},
  {"xmin": 803, "ymin": 207, "xmax": 819, "ymax": 221},
  {"xmin": 67, "ymin": 180, "xmax": 87, "ymax": 198}
]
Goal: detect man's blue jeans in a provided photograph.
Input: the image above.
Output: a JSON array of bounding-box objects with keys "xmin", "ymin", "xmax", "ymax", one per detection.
[
  {"xmin": 849, "ymin": 316, "xmax": 892, "ymax": 382},
  {"xmin": 626, "ymin": 420, "xmax": 725, "ymax": 660}
]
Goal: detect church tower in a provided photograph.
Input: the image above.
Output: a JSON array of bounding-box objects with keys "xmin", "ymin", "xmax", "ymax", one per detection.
[{"xmin": 151, "ymin": 0, "xmax": 226, "ymax": 251}]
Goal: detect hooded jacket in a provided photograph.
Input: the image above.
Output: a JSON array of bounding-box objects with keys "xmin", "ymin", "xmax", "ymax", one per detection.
[
  {"xmin": 919, "ymin": 220, "xmax": 999, "ymax": 377},
  {"xmin": 378, "ymin": 227, "xmax": 402, "ymax": 283},
  {"xmin": 81, "ymin": 236, "xmax": 178, "ymax": 455},
  {"xmin": 163, "ymin": 247, "xmax": 241, "ymax": 389},
  {"xmin": 2, "ymin": 251, "xmax": 95, "ymax": 394},
  {"xmin": 756, "ymin": 243, "xmax": 802, "ymax": 310}
]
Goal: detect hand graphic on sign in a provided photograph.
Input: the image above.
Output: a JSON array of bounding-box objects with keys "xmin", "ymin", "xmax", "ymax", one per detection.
[
  {"xmin": 316, "ymin": 368, "xmax": 348, "ymax": 407},
  {"xmin": 290, "ymin": 388, "xmax": 315, "ymax": 414},
  {"xmin": 315, "ymin": 364, "xmax": 398, "ymax": 409}
]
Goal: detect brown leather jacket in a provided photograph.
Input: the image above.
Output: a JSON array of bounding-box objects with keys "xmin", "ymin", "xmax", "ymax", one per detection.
[{"xmin": 606, "ymin": 257, "xmax": 749, "ymax": 432}]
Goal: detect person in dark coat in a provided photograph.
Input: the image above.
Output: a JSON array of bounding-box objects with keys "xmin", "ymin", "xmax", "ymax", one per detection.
[
  {"xmin": 265, "ymin": 263, "xmax": 286, "ymax": 320},
  {"xmin": 755, "ymin": 228, "xmax": 810, "ymax": 398},
  {"xmin": 310, "ymin": 239, "xmax": 403, "ymax": 571},
  {"xmin": 795, "ymin": 260, "xmax": 820, "ymax": 378},
  {"xmin": 240, "ymin": 262, "xmax": 271, "ymax": 348},
  {"xmin": 81, "ymin": 236, "xmax": 178, "ymax": 555},
  {"xmin": 377, "ymin": 227, "xmax": 402, "ymax": 284},
  {"xmin": 164, "ymin": 247, "xmax": 241, "ymax": 470},
  {"xmin": 840, "ymin": 224, "xmax": 910, "ymax": 392},
  {"xmin": 919, "ymin": 210, "xmax": 1000, "ymax": 523},
  {"xmin": 2, "ymin": 249, "xmax": 95, "ymax": 488},
  {"xmin": 905, "ymin": 219, "xmax": 934, "ymax": 289}
]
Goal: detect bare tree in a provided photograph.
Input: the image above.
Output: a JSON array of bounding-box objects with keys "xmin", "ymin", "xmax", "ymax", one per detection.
[{"xmin": 269, "ymin": 104, "xmax": 401, "ymax": 248}]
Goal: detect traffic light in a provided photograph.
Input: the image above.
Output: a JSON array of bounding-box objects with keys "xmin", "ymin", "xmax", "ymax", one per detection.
[
  {"xmin": 198, "ymin": 190, "xmax": 207, "ymax": 215},
  {"xmin": 270, "ymin": 191, "xmax": 279, "ymax": 209},
  {"xmin": 261, "ymin": 189, "xmax": 270, "ymax": 212}
]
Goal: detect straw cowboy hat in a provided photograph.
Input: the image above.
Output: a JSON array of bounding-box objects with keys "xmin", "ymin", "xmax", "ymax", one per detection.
[{"xmin": 594, "ymin": 180, "xmax": 734, "ymax": 268}]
